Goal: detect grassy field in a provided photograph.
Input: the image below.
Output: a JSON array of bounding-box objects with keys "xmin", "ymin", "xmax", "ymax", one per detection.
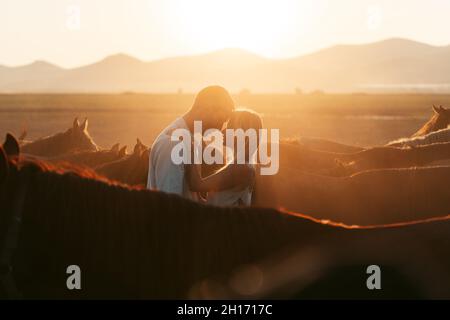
[{"xmin": 1, "ymin": 93, "xmax": 449, "ymax": 150}]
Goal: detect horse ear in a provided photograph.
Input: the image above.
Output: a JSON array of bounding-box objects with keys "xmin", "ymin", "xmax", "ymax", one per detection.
[
  {"xmin": 0, "ymin": 147, "xmax": 9, "ymax": 182},
  {"xmin": 136, "ymin": 138, "xmax": 143, "ymax": 146},
  {"xmin": 433, "ymin": 105, "xmax": 441, "ymax": 114},
  {"xmin": 111, "ymin": 143, "xmax": 120, "ymax": 153},
  {"xmin": 80, "ymin": 118, "xmax": 89, "ymax": 132},
  {"xmin": 119, "ymin": 146, "xmax": 127, "ymax": 157},
  {"xmin": 133, "ymin": 142, "xmax": 140, "ymax": 154},
  {"xmin": 73, "ymin": 117, "xmax": 80, "ymax": 130},
  {"xmin": 18, "ymin": 129, "xmax": 27, "ymax": 141},
  {"xmin": 3, "ymin": 133, "xmax": 20, "ymax": 157}
]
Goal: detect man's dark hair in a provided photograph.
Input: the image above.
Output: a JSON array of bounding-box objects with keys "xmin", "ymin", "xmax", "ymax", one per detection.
[{"xmin": 191, "ymin": 86, "xmax": 235, "ymax": 113}]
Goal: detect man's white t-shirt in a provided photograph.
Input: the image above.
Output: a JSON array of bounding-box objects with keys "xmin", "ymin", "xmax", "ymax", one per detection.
[{"xmin": 147, "ymin": 118, "xmax": 198, "ymax": 201}]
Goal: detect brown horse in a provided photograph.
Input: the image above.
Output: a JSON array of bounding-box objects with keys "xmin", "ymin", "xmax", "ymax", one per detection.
[
  {"xmin": 325, "ymin": 142, "xmax": 450, "ymax": 177},
  {"xmin": 278, "ymin": 137, "xmax": 450, "ymax": 177},
  {"xmin": 21, "ymin": 118, "xmax": 99, "ymax": 157},
  {"xmin": 48, "ymin": 143, "xmax": 127, "ymax": 168},
  {"xmin": 1, "ymin": 135, "xmax": 450, "ymax": 299},
  {"xmin": 253, "ymin": 163, "xmax": 450, "ymax": 225},
  {"xmin": 95, "ymin": 139, "xmax": 149, "ymax": 186}
]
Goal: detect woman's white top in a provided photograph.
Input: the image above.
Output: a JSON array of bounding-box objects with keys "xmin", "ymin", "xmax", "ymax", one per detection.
[{"xmin": 206, "ymin": 163, "xmax": 256, "ymax": 207}]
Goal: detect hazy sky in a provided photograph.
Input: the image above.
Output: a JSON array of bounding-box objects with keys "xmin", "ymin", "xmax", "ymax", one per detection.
[{"xmin": 2, "ymin": 0, "xmax": 450, "ymax": 68}]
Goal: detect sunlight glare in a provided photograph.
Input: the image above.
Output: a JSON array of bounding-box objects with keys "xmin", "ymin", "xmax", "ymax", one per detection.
[{"xmin": 166, "ymin": 0, "xmax": 315, "ymax": 57}]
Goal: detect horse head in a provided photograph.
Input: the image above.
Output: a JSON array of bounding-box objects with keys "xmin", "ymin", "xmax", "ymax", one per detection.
[
  {"xmin": 0, "ymin": 134, "xmax": 21, "ymax": 222},
  {"xmin": 432, "ymin": 105, "xmax": 450, "ymax": 128},
  {"xmin": 21, "ymin": 117, "xmax": 99, "ymax": 157},
  {"xmin": 95, "ymin": 138, "xmax": 149, "ymax": 186},
  {"xmin": 412, "ymin": 105, "xmax": 450, "ymax": 137},
  {"xmin": 109, "ymin": 142, "xmax": 127, "ymax": 157},
  {"xmin": 0, "ymin": 133, "xmax": 20, "ymax": 178},
  {"xmin": 68, "ymin": 117, "xmax": 99, "ymax": 152}
]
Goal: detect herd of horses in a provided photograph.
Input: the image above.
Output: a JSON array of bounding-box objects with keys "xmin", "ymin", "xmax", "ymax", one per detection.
[{"xmin": 0, "ymin": 105, "xmax": 449, "ymax": 299}]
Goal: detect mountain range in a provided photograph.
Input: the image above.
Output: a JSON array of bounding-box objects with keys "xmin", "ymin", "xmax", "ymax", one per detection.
[{"xmin": 1, "ymin": 38, "xmax": 450, "ymax": 93}]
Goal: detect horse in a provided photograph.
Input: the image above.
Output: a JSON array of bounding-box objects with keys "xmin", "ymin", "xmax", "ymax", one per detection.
[
  {"xmin": 21, "ymin": 118, "xmax": 99, "ymax": 157},
  {"xmin": 253, "ymin": 163, "xmax": 450, "ymax": 225},
  {"xmin": 386, "ymin": 106, "xmax": 450, "ymax": 147},
  {"xmin": 1, "ymin": 135, "xmax": 450, "ymax": 299},
  {"xmin": 325, "ymin": 142, "xmax": 450, "ymax": 177},
  {"xmin": 48, "ymin": 143, "xmax": 127, "ymax": 168},
  {"xmin": 95, "ymin": 139, "xmax": 149, "ymax": 186}
]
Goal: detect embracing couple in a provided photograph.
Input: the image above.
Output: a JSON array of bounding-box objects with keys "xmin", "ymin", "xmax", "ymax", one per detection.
[{"xmin": 147, "ymin": 86, "xmax": 264, "ymax": 206}]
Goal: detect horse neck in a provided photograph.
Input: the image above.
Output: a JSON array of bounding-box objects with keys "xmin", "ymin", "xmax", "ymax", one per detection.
[
  {"xmin": 413, "ymin": 115, "xmax": 445, "ymax": 137},
  {"xmin": 22, "ymin": 133, "xmax": 70, "ymax": 156}
]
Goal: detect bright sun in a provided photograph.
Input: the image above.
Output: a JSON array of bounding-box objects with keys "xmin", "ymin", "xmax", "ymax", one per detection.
[{"xmin": 167, "ymin": 0, "xmax": 314, "ymax": 57}]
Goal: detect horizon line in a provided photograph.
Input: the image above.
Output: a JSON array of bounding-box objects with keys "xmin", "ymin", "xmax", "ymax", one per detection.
[
  {"xmin": 2, "ymin": 36, "xmax": 449, "ymax": 70},
  {"xmin": 1, "ymin": 91, "xmax": 450, "ymax": 96}
]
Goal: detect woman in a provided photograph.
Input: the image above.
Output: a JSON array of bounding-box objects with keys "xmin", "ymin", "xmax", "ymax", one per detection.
[{"xmin": 203, "ymin": 109, "xmax": 262, "ymax": 206}]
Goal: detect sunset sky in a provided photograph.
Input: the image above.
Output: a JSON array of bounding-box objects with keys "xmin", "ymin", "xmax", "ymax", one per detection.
[{"xmin": 2, "ymin": 0, "xmax": 450, "ymax": 68}]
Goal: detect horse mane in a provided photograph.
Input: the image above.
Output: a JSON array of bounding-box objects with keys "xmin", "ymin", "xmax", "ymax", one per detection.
[
  {"xmin": 388, "ymin": 127, "xmax": 450, "ymax": 146},
  {"xmin": 14, "ymin": 156, "xmax": 138, "ymax": 189},
  {"xmin": 412, "ymin": 106, "xmax": 450, "ymax": 138}
]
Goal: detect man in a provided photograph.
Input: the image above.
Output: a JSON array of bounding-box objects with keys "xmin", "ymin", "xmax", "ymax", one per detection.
[{"xmin": 147, "ymin": 85, "xmax": 253, "ymax": 201}]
